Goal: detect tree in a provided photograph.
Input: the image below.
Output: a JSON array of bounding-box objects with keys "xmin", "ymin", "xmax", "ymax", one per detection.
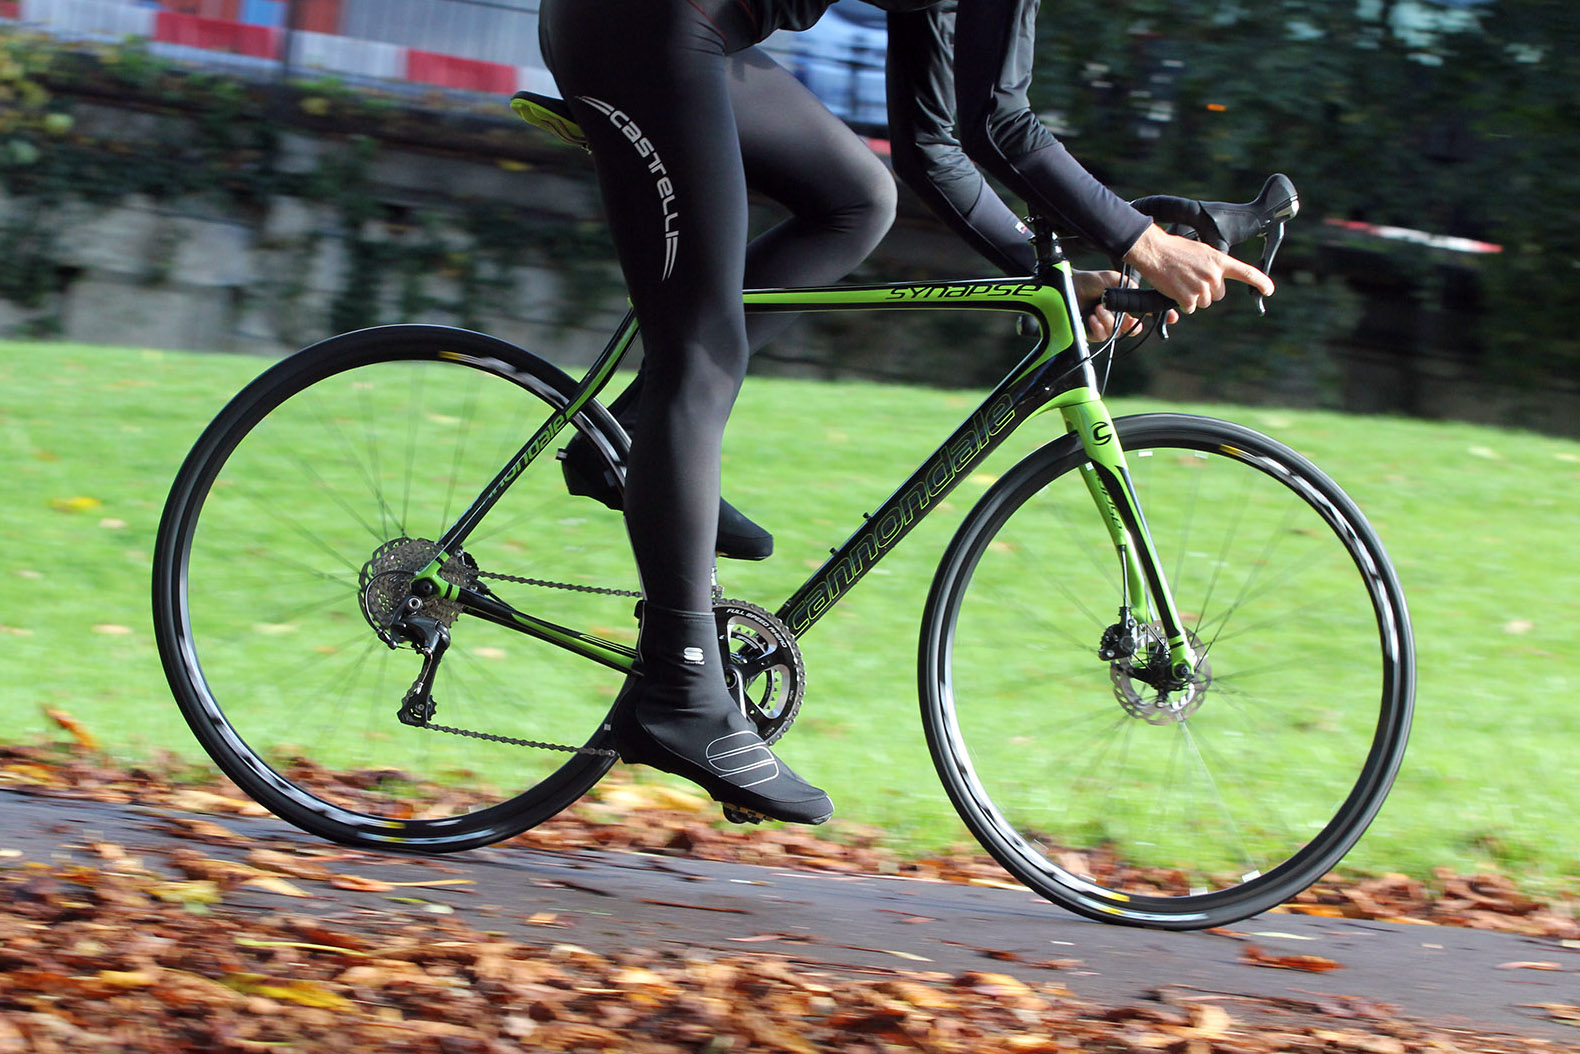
[{"xmin": 1030, "ymin": 0, "xmax": 1580, "ymax": 404}]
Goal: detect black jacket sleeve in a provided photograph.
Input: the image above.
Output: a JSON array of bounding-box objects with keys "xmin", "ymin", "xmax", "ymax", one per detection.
[
  {"xmin": 886, "ymin": 0, "xmax": 1151, "ymax": 265},
  {"xmin": 885, "ymin": 2, "xmax": 1035, "ymax": 274}
]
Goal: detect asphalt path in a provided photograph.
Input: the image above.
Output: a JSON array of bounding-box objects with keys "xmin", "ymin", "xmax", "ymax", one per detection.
[{"xmin": 2, "ymin": 789, "xmax": 1574, "ymax": 1042}]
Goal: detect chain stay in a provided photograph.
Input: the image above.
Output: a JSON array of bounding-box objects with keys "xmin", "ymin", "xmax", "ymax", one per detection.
[{"xmin": 409, "ymin": 569, "xmax": 630, "ymax": 754}]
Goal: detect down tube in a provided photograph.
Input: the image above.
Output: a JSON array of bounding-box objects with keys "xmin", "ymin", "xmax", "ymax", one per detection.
[
  {"xmin": 746, "ymin": 281, "xmax": 1078, "ymax": 639},
  {"xmin": 774, "ymin": 386, "xmax": 1028, "ymax": 638}
]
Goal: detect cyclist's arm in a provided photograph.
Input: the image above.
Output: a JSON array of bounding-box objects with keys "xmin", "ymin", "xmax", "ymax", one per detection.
[
  {"xmin": 949, "ymin": 0, "xmax": 1150, "ymax": 262},
  {"xmin": 885, "ymin": 3, "xmax": 1036, "ymax": 275}
]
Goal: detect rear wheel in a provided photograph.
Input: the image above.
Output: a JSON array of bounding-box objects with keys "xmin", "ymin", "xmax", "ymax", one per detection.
[
  {"xmin": 153, "ymin": 326, "xmax": 638, "ymax": 851},
  {"xmin": 919, "ymin": 413, "xmax": 1414, "ymax": 928}
]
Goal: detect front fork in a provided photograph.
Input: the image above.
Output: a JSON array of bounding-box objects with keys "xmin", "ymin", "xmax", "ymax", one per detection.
[{"xmin": 1051, "ymin": 389, "xmax": 1198, "ymax": 684}]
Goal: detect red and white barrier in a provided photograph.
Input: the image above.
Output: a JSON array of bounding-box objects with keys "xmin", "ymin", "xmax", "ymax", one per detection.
[
  {"xmin": 18, "ymin": 0, "xmax": 155, "ymax": 37},
  {"xmin": 11, "ymin": 0, "xmax": 553, "ymax": 95},
  {"xmin": 154, "ymin": 9, "xmax": 280, "ymax": 59},
  {"xmin": 405, "ymin": 49, "xmax": 516, "ymax": 95},
  {"xmin": 289, "ymin": 28, "xmax": 404, "ymax": 82},
  {"xmin": 1324, "ymin": 219, "xmax": 1503, "ymax": 255}
]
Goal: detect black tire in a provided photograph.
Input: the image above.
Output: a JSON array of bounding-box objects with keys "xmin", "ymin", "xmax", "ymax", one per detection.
[
  {"xmin": 153, "ymin": 326, "xmax": 636, "ymax": 851},
  {"xmin": 919, "ymin": 414, "xmax": 1414, "ymax": 928}
]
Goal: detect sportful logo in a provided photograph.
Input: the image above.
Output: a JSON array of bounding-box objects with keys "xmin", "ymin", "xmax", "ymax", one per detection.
[
  {"xmin": 704, "ymin": 731, "xmax": 779, "ymax": 788},
  {"xmin": 577, "ymin": 96, "xmax": 680, "ymax": 280}
]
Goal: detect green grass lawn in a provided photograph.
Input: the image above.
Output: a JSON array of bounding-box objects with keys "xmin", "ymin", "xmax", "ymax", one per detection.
[{"xmin": 3, "ymin": 338, "xmax": 1578, "ymax": 892}]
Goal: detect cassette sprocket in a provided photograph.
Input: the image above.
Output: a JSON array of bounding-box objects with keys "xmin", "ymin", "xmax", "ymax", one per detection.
[{"xmin": 359, "ymin": 538, "xmax": 476, "ymax": 644}]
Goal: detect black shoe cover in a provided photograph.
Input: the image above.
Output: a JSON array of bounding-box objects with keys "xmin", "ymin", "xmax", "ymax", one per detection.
[
  {"xmin": 611, "ymin": 607, "xmax": 832, "ymax": 825},
  {"xmin": 560, "ymin": 431, "xmax": 774, "ymax": 561}
]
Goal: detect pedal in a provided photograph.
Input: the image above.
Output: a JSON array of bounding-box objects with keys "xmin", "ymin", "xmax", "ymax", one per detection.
[{"xmin": 721, "ymin": 803, "xmax": 767, "ymax": 825}]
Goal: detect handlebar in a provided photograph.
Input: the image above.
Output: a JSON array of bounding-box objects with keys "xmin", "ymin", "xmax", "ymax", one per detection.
[
  {"xmin": 1103, "ymin": 173, "xmax": 1300, "ymax": 320},
  {"xmin": 1101, "ymin": 287, "xmax": 1178, "ymax": 318}
]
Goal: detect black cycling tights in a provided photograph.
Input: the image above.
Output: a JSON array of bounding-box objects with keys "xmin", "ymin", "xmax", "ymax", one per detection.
[{"xmin": 540, "ymin": 0, "xmax": 895, "ymax": 614}]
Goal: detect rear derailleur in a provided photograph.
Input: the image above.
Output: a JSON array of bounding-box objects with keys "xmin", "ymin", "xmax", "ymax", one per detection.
[{"xmin": 388, "ymin": 597, "xmax": 450, "ymax": 728}]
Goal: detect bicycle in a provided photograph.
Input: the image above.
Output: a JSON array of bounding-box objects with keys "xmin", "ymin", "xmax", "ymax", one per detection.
[{"xmin": 151, "ymin": 92, "xmax": 1414, "ymax": 930}]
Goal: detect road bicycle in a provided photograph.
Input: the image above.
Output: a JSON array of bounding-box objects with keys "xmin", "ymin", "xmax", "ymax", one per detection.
[{"xmin": 152, "ymin": 94, "xmax": 1414, "ymax": 929}]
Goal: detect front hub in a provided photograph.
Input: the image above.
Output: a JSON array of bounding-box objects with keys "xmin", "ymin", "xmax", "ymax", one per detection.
[{"xmin": 1107, "ymin": 625, "xmax": 1211, "ymax": 725}]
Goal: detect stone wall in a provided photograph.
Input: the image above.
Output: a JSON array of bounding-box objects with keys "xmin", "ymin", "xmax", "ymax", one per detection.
[
  {"xmin": 1, "ymin": 102, "xmax": 1022, "ymax": 386},
  {"xmin": 4, "ymin": 95, "xmax": 1577, "ymax": 434},
  {"xmin": 0, "ymin": 94, "xmax": 1033, "ymax": 388},
  {"xmin": 0, "ymin": 103, "xmax": 636, "ymax": 368}
]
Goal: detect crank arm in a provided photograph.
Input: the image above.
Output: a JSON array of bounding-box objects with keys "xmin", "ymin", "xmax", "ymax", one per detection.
[{"xmin": 729, "ymin": 647, "xmax": 787, "ymax": 682}]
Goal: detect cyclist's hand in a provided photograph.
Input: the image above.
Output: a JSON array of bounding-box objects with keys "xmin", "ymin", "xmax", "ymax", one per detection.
[
  {"xmin": 1123, "ymin": 225, "xmax": 1275, "ymax": 314},
  {"xmin": 1075, "ymin": 269, "xmax": 1178, "ymax": 341}
]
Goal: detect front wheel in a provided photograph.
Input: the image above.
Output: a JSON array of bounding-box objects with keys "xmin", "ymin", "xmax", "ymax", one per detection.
[
  {"xmin": 919, "ymin": 414, "xmax": 1414, "ymax": 929},
  {"xmin": 153, "ymin": 326, "xmax": 638, "ymax": 851}
]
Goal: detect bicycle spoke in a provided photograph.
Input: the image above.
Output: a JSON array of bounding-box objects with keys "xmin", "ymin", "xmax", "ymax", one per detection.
[
  {"xmin": 160, "ymin": 333, "xmax": 631, "ymax": 849},
  {"xmin": 441, "ymin": 371, "xmax": 486, "ymax": 530},
  {"xmin": 923, "ymin": 416, "xmax": 1411, "ymax": 926},
  {"xmin": 302, "ymin": 402, "xmax": 407, "ymax": 543},
  {"xmin": 1198, "ymin": 499, "xmax": 1304, "ymax": 661}
]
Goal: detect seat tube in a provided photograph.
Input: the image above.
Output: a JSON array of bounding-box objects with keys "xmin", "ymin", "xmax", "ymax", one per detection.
[{"xmin": 1053, "ymin": 390, "xmax": 1198, "ymax": 674}]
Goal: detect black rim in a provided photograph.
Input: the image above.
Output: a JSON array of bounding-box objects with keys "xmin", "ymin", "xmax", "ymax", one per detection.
[
  {"xmin": 920, "ymin": 414, "xmax": 1414, "ymax": 927},
  {"xmin": 153, "ymin": 327, "xmax": 627, "ymax": 851}
]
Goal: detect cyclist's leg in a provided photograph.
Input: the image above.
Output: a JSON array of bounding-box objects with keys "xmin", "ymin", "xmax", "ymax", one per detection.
[
  {"xmin": 539, "ymin": 0, "xmax": 832, "ymax": 823},
  {"xmin": 567, "ymin": 45, "xmax": 898, "ymax": 559},
  {"xmin": 739, "ymin": 47, "xmax": 899, "ymax": 337}
]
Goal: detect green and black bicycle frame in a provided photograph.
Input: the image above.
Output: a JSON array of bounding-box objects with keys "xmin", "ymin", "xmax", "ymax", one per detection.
[{"xmin": 400, "ymin": 229, "xmax": 1198, "ymax": 690}]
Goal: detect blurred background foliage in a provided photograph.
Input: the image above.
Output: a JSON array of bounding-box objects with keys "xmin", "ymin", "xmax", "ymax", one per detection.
[
  {"xmin": 1031, "ymin": 0, "xmax": 1578, "ymax": 399},
  {"xmin": 0, "ymin": 1, "xmax": 1576, "ymax": 414}
]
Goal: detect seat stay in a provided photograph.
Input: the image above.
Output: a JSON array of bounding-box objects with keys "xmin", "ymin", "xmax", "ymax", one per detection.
[{"xmin": 407, "ymin": 310, "xmax": 641, "ymax": 599}]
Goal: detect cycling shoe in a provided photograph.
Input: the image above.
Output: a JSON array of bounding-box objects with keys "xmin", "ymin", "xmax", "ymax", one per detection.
[
  {"xmin": 610, "ymin": 606, "xmax": 831, "ymax": 825},
  {"xmin": 611, "ymin": 687, "xmax": 833, "ymax": 824},
  {"xmin": 559, "ymin": 431, "xmax": 774, "ymax": 561}
]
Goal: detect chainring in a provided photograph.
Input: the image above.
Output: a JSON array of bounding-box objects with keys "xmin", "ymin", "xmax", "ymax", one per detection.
[
  {"xmin": 359, "ymin": 538, "xmax": 477, "ymax": 644},
  {"xmin": 714, "ymin": 598, "xmax": 805, "ymax": 745}
]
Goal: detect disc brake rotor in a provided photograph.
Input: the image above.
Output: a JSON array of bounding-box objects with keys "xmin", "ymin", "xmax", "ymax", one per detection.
[
  {"xmin": 1110, "ymin": 626, "xmax": 1211, "ymax": 725},
  {"xmin": 715, "ymin": 598, "xmax": 804, "ymax": 745}
]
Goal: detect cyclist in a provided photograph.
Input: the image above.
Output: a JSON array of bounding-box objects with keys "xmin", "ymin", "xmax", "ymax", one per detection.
[{"xmin": 538, "ymin": 0, "xmax": 1273, "ymax": 825}]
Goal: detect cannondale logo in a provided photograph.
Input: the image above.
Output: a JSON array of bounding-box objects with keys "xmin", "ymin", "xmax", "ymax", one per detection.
[
  {"xmin": 704, "ymin": 731, "xmax": 780, "ymax": 789},
  {"xmin": 577, "ymin": 96, "xmax": 680, "ymax": 280}
]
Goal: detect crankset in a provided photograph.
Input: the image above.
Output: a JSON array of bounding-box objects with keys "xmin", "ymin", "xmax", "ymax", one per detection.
[{"xmin": 714, "ymin": 598, "xmax": 805, "ymax": 745}]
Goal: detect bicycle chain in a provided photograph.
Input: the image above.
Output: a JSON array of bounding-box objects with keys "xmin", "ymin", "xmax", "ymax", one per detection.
[
  {"xmin": 477, "ymin": 569, "xmax": 642, "ymax": 598},
  {"xmin": 421, "ymin": 720, "xmax": 618, "ymax": 757},
  {"xmin": 415, "ymin": 569, "xmax": 633, "ymax": 754}
]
